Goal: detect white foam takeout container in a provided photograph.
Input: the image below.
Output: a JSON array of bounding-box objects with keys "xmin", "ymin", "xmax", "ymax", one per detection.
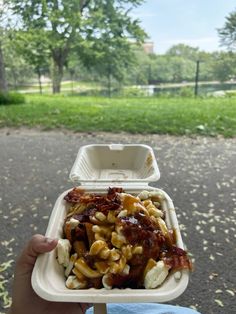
[{"xmin": 32, "ymin": 144, "xmax": 189, "ymax": 303}]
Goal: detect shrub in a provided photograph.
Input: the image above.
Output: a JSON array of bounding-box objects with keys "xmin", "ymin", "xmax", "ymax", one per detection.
[
  {"xmin": 178, "ymin": 86, "xmax": 194, "ymax": 97},
  {"xmin": 225, "ymin": 90, "xmax": 236, "ymax": 97},
  {"xmin": 121, "ymin": 87, "xmax": 147, "ymax": 97},
  {"xmin": 0, "ymin": 92, "xmax": 25, "ymax": 105},
  {"xmin": 0, "ymin": 92, "xmax": 8, "ymax": 104}
]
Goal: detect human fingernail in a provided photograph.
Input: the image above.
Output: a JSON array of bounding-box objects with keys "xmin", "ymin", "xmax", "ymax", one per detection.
[{"xmin": 45, "ymin": 237, "xmax": 55, "ymax": 244}]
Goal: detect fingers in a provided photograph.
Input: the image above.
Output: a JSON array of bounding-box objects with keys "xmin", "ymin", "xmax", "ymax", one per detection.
[
  {"xmin": 79, "ymin": 303, "xmax": 93, "ymax": 313},
  {"xmin": 16, "ymin": 234, "xmax": 58, "ymax": 274},
  {"xmin": 28, "ymin": 234, "xmax": 58, "ymax": 257}
]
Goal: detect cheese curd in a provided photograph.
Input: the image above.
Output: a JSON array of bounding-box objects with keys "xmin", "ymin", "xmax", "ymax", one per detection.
[
  {"xmin": 144, "ymin": 261, "xmax": 170, "ymax": 289},
  {"xmin": 57, "ymin": 239, "xmax": 71, "ymax": 267}
]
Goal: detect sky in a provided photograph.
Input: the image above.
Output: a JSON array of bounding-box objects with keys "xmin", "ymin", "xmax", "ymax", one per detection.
[{"xmin": 133, "ymin": 0, "xmax": 236, "ymax": 54}]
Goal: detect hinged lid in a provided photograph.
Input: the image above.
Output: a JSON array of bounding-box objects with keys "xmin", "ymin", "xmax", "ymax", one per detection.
[{"xmin": 69, "ymin": 144, "xmax": 160, "ymax": 187}]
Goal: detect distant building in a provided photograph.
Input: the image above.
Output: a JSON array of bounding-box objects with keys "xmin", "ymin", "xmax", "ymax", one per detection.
[
  {"xmin": 142, "ymin": 42, "xmax": 154, "ymax": 54},
  {"xmin": 129, "ymin": 40, "xmax": 155, "ymax": 54}
]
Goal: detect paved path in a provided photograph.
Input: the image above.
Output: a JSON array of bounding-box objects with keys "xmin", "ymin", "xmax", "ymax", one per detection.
[{"xmin": 0, "ymin": 129, "xmax": 235, "ymax": 314}]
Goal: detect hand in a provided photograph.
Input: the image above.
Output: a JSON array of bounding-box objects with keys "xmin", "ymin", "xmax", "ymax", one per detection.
[{"xmin": 8, "ymin": 234, "xmax": 90, "ymax": 314}]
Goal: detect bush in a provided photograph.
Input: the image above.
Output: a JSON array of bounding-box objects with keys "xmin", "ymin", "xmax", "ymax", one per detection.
[
  {"xmin": 120, "ymin": 87, "xmax": 147, "ymax": 97},
  {"xmin": 225, "ymin": 90, "xmax": 236, "ymax": 97},
  {"xmin": 178, "ymin": 86, "xmax": 194, "ymax": 97},
  {"xmin": 0, "ymin": 92, "xmax": 25, "ymax": 105}
]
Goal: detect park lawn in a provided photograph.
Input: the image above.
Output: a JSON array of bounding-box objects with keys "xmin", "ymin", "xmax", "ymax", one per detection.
[{"xmin": 0, "ymin": 94, "xmax": 235, "ymax": 137}]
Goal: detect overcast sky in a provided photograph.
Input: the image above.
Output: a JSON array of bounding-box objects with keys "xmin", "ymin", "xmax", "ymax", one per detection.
[{"xmin": 133, "ymin": 0, "xmax": 236, "ymax": 54}]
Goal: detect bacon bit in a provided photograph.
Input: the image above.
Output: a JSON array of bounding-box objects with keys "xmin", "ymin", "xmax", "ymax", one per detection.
[
  {"xmin": 161, "ymin": 246, "xmax": 193, "ymax": 271},
  {"xmin": 64, "ymin": 188, "xmax": 85, "ymax": 204},
  {"xmin": 108, "ymin": 187, "xmax": 124, "ymax": 196},
  {"xmin": 73, "ymin": 207, "xmax": 97, "ymax": 223},
  {"xmin": 65, "ymin": 187, "xmax": 122, "ymax": 216}
]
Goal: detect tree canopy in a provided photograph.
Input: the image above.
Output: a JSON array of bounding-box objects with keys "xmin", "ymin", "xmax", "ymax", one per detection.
[
  {"xmin": 9, "ymin": 0, "xmax": 146, "ymax": 93},
  {"xmin": 218, "ymin": 10, "xmax": 236, "ymax": 50},
  {"xmin": 0, "ymin": 2, "xmax": 9, "ymax": 92},
  {"xmin": 1, "ymin": 2, "xmax": 236, "ymax": 93},
  {"xmin": 166, "ymin": 44, "xmax": 200, "ymax": 61}
]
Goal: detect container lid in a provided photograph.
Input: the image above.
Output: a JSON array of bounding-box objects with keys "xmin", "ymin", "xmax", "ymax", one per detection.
[{"xmin": 69, "ymin": 144, "xmax": 160, "ymax": 187}]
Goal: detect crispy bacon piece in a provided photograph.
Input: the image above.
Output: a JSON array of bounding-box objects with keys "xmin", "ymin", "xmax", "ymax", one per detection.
[
  {"xmin": 73, "ymin": 207, "xmax": 97, "ymax": 223},
  {"xmin": 64, "ymin": 187, "xmax": 122, "ymax": 217},
  {"xmin": 161, "ymin": 246, "xmax": 192, "ymax": 271},
  {"xmin": 120, "ymin": 212, "xmax": 165, "ymax": 268},
  {"xmin": 107, "ymin": 187, "xmax": 124, "ymax": 196},
  {"xmin": 64, "ymin": 187, "xmax": 85, "ymax": 204},
  {"xmin": 110, "ymin": 264, "xmax": 145, "ymax": 289},
  {"xmin": 65, "ymin": 187, "xmax": 124, "ymax": 204}
]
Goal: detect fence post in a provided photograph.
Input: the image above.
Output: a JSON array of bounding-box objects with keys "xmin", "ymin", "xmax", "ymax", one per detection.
[{"xmin": 194, "ymin": 60, "xmax": 200, "ymax": 97}]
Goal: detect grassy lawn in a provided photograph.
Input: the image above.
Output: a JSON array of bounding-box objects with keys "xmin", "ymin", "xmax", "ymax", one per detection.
[{"xmin": 0, "ymin": 94, "xmax": 236, "ymax": 137}]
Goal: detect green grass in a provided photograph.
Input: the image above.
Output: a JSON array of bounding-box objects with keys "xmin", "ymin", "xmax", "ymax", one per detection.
[{"xmin": 0, "ymin": 94, "xmax": 236, "ymax": 137}]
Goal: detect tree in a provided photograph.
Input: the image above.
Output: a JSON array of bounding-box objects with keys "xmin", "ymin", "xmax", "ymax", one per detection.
[
  {"xmin": 153, "ymin": 55, "xmax": 173, "ymax": 83},
  {"xmin": 87, "ymin": 37, "xmax": 137, "ymax": 95},
  {"xmin": 125, "ymin": 46, "xmax": 153, "ymax": 85},
  {"xmin": 217, "ymin": 12, "xmax": 236, "ymax": 81},
  {"xmin": 166, "ymin": 44, "xmax": 200, "ymax": 61},
  {"xmin": 210, "ymin": 51, "xmax": 236, "ymax": 82},
  {"xmin": 0, "ymin": 2, "xmax": 9, "ymax": 93},
  {"xmin": 218, "ymin": 10, "xmax": 236, "ymax": 50},
  {"xmin": 13, "ymin": 30, "xmax": 50, "ymax": 93},
  {"xmin": 165, "ymin": 44, "xmax": 215, "ymax": 82},
  {"xmin": 3, "ymin": 36, "xmax": 35, "ymax": 89},
  {"xmin": 9, "ymin": 0, "xmax": 146, "ymax": 93},
  {"xmin": 0, "ymin": 39, "xmax": 7, "ymax": 92}
]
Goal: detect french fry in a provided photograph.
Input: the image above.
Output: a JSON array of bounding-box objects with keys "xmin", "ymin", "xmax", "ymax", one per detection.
[
  {"xmin": 73, "ymin": 241, "xmax": 87, "ymax": 257},
  {"xmin": 75, "ymin": 257, "xmax": 102, "ymax": 279},
  {"xmin": 84, "ymin": 222, "xmax": 95, "ymax": 247}
]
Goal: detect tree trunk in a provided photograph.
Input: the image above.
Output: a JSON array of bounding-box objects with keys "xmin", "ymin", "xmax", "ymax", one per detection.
[
  {"xmin": 11, "ymin": 67, "xmax": 18, "ymax": 90},
  {"xmin": 107, "ymin": 64, "xmax": 112, "ymax": 98},
  {"xmin": 70, "ymin": 69, "xmax": 74, "ymax": 93},
  {"xmin": 0, "ymin": 41, "xmax": 8, "ymax": 93},
  {"xmin": 51, "ymin": 57, "xmax": 63, "ymax": 94},
  {"xmin": 37, "ymin": 68, "xmax": 42, "ymax": 94},
  {"xmin": 108, "ymin": 73, "xmax": 111, "ymax": 98}
]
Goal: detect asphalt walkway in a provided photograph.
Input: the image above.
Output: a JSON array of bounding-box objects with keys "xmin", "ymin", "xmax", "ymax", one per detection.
[{"xmin": 0, "ymin": 129, "xmax": 235, "ymax": 314}]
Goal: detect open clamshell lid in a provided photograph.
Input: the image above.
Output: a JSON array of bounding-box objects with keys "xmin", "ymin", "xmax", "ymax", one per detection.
[{"xmin": 69, "ymin": 144, "xmax": 160, "ymax": 187}]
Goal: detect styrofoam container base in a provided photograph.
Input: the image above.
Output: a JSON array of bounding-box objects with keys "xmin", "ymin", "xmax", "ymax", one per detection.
[{"xmin": 32, "ymin": 187, "xmax": 189, "ymax": 303}]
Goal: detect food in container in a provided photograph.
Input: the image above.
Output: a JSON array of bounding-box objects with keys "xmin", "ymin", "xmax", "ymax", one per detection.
[
  {"xmin": 58, "ymin": 187, "xmax": 192, "ymax": 290},
  {"xmin": 32, "ymin": 144, "xmax": 191, "ymax": 303}
]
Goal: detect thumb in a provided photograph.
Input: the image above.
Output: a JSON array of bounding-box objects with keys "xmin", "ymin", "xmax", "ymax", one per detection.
[{"xmin": 16, "ymin": 234, "xmax": 58, "ymax": 275}]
